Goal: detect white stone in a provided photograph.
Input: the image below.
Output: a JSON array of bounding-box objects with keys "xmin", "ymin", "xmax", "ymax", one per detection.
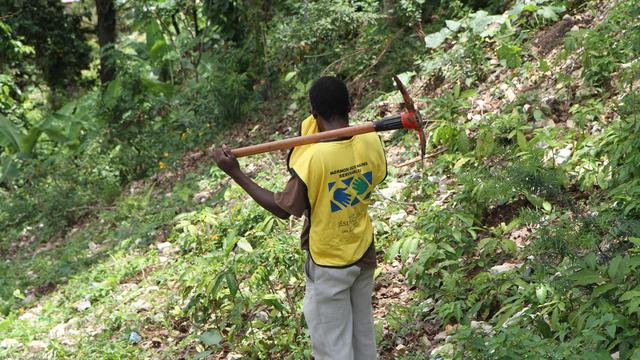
[
  {"xmin": 156, "ymin": 242, "xmax": 177, "ymax": 255},
  {"xmin": 611, "ymin": 351, "xmax": 620, "ymax": 359},
  {"xmin": 256, "ymin": 311, "xmax": 269, "ymax": 322},
  {"xmin": 0, "ymin": 339, "xmax": 22, "ymax": 349},
  {"xmin": 389, "ymin": 211, "xmax": 407, "ymax": 224},
  {"xmin": 470, "ymin": 320, "xmax": 495, "ymax": 335},
  {"xmin": 22, "ymin": 293, "xmax": 37, "ymax": 305},
  {"xmin": 49, "ymin": 323, "xmax": 68, "ymax": 339},
  {"xmin": 420, "ymin": 336, "xmax": 432, "ymax": 349},
  {"xmin": 433, "ymin": 330, "xmax": 448, "ymax": 342},
  {"xmin": 431, "ymin": 343, "xmax": 454, "ymax": 357},
  {"xmin": 489, "ymin": 262, "xmax": 522, "ymax": 275},
  {"xmin": 555, "ymin": 146, "xmax": 573, "ymax": 165},
  {"xmin": 131, "ymin": 298, "xmax": 152, "ymax": 311},
  {"xmin": 379, "ymin": 181, "xmax": 407, "ymax": 199},
  {"xmin": 27, "ymin": 340, "xmax": 48, "ymax": 353},
  {"xmin": 76, "ymin": 299, "xmax": 91, "ymax": 311},
  {"xmin": 88, "ymin": 242, "xmax": 100, "ymax": 253},
  {"xmin": 19, "ymin": 311, "xmax": 37, "ymax": 322},
  {"xmin": 156, "ymin": 242, "xmax": 171, "ymax": 251}
]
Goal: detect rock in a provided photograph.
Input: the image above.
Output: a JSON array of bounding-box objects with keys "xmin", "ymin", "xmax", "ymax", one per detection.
[
  {"xmin": 255, "ymin": 311, "xmax": 269, "ymax": 322},
  {"xmin": 0, "ymin": 338, "xmax": 22, "ymax": 349},
  {"xmin": 193, "ymin": 190, "xmax": 212, "ymax": 203},
  {"xmin": 226, "ymin": 353, "xmax": 243, "ymax": 360},
  {"xmin": 489, "ymin": 262, "xmax": 522, "ymax": 275},
  {"xmin": 611, "ymin": 351, "xmax": 620, "ymax": 359},
  {"xmin": 431, "ymin": 343, "xmax": 454, "ymax": 358},
  {"xmin": 88, "ymin": 242, "xmax": 100, "ymax": 253},
  {"xmin": 554, "ymin": 146, "xmax": 572, "ymax": 165},
  {"xmin": 156, "ymin": 242, "xmax": 177, "ymax": 255},
  {"xmin": 22, "ymin": 293, "xmax": 37, "ymax": 305},
  {"xmin": 49, "ymin": 323, "xmax": 68, "ymax": 338},
  {"xmin": 27, "ymin": 340, "xmax": 48, "ymax": 353},
  {"xmin": 19, "ymin": 311, "xmax": 37, "ymax": 322},
  {"xmin": 389, "ymin": 211, "xmax": 407, "ymax": 224},
  {"xmin": 420, "ymin": 336, "xmax": 432, "ymax": 349},
  {"xmin": 505, "ymin": 88, "xmax": 517, "ymax": 102},
  {"xmin": 470, "ymin": 321, "xmax": 495, "ymax": 336},
  {"xmin": 129, "ymin": 331, "xmax": 142, "ymax": 343},
  {"xmin": 433, "ymin": 330, "xmax": 448, "ymax": 342},
  {"xmin": 76, "ymin": 299, "xmax": 91, "ymax": 311},
  {"xmin": 131, "ymin": 298, "xmax": 151, "ymax": 312},
  {"xmin": 379, "ymin": 181, "xmax": 406, "ymax": 199}
]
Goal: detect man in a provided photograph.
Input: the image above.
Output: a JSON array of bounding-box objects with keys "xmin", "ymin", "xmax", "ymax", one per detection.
[{"xmin": 214, "ymin": 76, "xmax": 386, "ymax": 359}]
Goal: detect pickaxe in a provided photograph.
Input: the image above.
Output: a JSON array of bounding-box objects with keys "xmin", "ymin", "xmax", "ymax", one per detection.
[{"xmin": 231, "ymin": 76, "xmax": 426, "ymax": 160}]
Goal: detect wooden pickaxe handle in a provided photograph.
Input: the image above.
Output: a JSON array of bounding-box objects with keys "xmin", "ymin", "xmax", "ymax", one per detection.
[
  {"xmin": 231, "ymin": 113, "xmax": 417, "ymax": 158},
  {"xmin": 231, "ymin": 75, "xmax": 426, "ymax": 159}
]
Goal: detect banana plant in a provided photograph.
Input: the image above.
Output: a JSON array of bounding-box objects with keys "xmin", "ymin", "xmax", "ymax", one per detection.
[{"xmin": 0, "ymin": 99, "xmax": 91, "ymax": 185}]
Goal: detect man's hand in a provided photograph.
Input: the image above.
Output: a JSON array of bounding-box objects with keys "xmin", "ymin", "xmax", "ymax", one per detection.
[
  {"xmin": 213, "ymin": 145, "xmax": 240, "ymax": 176},
  {"xmin": 212, "ymin": 144, "xmax": 289, "ymax": 219}
]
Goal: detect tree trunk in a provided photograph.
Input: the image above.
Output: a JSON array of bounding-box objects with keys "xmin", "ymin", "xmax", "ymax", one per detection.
[{"xmin": 96, "ymin": 0, "xmax": 116, "ymax": 84}]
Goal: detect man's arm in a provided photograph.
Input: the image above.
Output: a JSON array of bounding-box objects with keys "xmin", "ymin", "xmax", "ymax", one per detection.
[{"xmin": 213, "ymin": 145, "xmax": 290, "ymax": 219}]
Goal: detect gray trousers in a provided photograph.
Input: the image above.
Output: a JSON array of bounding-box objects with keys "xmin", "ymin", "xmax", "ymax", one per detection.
[{"xmin": 303, "ymin": 257, "xmax": 377, "ymax": 360}]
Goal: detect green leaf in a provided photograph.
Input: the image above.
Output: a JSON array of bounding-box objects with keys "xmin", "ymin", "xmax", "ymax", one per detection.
[
  {"xmin": 225, "ymin": 271, "xmax": 238, "ymax": 297},
  {"xmin": 236, "ymin": 238, "xmax": 253, "ymax": 253},
  {"xmin": 439, "ymin": 242, "xmax": 456, "ymax": 254},
  {"xmin": 516, "ymin": 131, "xmax": 528, "ymax": 151},
  {"xmin": 284, "ymin": 71, "xmax": 297, "ymax": 82},
  {"xmin": 592, "ymin": 283, "xmax": 617, "ymax": 298},
  {"xmin": 263, "ymin": 294, "xmax": 286, "ymax": 312},
  {"xmin": 0, "ymin": 116, "xmax": 23, "ymax": 153},
  {"xmin": 0, "ymin": 156, "xmax": 18, "ymax": 185},
  {"xmin": 533, "ymin": 109, "xmax": 545, "ymax": 122},
  {"xmin": 539, "ymin": 59, "xmax": 550, "ymax": 72},
  {"xmin": 608, "ymin": 256, "xmax": 623, "ymax": 282},
  {"xmin": 193, "ymin": 351, "xmax": 213, "ymax": 360},
  {"xmin": 497, "ymin": 44, "xmax": 522, "ymax": 68},
  {"xmin": 568, "ymin": 269, "xmax": 606, "ymax": 286},
  {"xmin": 396, "ymin": 71, "xmax": 415, "ymax": 86},
  {"xmin": 149, "ymin": 39, "xmax": 167, "ymax": 61},
  {"xmin": 445, "ymin": 20, "xmax": 461, "ymax": 32},
  {"xmin": 542, "ymin": 201, "xmax": 552, "ymax": 212},
  {"xmin": 619, "ymin": 289, "xmax": 640, "ymax": 302},
  {"xmin": 386, "ymin": 240, "xmax": 401, "ymax": 261},
  {"xmin": 524, "ymin": 192, "xmax": 543, "ymax": 208},
  {"xmin": 536, "ymin": 285, "xmax": 548, "ymax": 303},
  {"xmin": 425, "ymin": 28, "xmax": 452, "ymax": 49},
  {"xmin": 13, "ymin": 288, "xmax": 24, "ymax": 299},
  {"xmin": 208, "ymin": 272, "xmax": 226, "ymax": 297},
  {"xmin": 103, "ymin": 78, "xmax": 123, "ymax": 108},
  {"xmin": 199, "ymin": 330, "xmax": 222, "ymax": 346}
]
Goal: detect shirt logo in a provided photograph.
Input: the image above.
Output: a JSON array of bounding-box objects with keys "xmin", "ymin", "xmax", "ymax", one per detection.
[{"xmin": 328, "ymin": 171, "xmax": 373, "ymax": 212}]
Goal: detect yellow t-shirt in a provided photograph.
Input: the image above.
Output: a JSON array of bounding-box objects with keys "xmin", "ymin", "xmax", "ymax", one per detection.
[{"xmin": 288, "ymin": 116, "xmax": 387, "ymax": 267}]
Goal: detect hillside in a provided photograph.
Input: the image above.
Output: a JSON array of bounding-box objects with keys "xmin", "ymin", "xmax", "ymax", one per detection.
[{"xmin": 1, "ymin": 0, "xmax": 640, "ymax": 359}]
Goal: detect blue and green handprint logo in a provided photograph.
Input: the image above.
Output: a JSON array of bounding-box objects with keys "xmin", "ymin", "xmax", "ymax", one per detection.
[{"xmin": 328, "ymin": 171, "xmax": 373, "ymax": 212}]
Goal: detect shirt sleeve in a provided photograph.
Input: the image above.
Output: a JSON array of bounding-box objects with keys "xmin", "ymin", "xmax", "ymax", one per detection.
[{"xmin": 274, "ymin": 175, "xmax": 308, "ymax": 218}]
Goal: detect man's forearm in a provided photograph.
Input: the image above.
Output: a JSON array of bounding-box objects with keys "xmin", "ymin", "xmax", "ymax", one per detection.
[{"xmin": 228, "ymin": 170, "xmax": 290, "ymax": 219}]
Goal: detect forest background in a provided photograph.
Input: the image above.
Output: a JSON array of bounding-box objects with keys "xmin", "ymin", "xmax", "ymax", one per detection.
[{"xmin": 1, "ymin": 0, "xmax": 640, "ymax": 359}]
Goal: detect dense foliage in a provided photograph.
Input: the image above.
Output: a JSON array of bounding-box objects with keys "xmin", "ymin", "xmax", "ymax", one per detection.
[{"xmin": 1, "ymin": 0, "xmax": 640, "ymax": 358}]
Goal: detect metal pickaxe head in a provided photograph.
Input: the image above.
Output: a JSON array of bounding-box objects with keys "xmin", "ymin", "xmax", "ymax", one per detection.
[{"xmin": 393, "ymin": 75, "xmax": 426, "ymax": 162}]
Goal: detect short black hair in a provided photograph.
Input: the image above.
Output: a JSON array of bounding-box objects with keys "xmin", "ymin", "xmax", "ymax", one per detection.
[{"xmin": 309, "ymin": 76, "xmax": 351, "ymax": 120}]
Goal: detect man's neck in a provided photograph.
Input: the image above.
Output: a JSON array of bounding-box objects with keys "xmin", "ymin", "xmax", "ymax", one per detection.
[{"xmin": 318, "ymin": 116, "xmax": 349, "ymax": 132}]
